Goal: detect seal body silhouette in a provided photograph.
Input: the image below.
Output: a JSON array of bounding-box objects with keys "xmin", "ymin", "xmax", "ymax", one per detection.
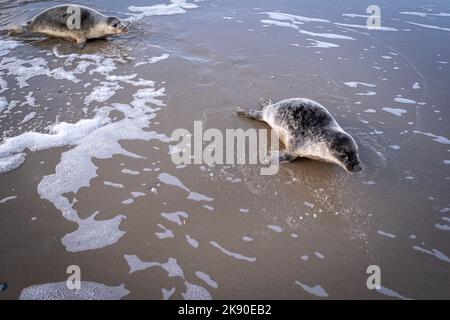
[
  {"xmin": 9, "ymin": 4, "xmax": 128, "ymax": 48},
  {"xmin": 236, "ymin": 98, "xmax": 363, "ymax": 173}
]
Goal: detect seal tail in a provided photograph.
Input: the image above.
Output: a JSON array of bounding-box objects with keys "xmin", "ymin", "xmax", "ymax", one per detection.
[{"xmin": 235, "ymin": 107, "xmax": 263, "ymax": 121}]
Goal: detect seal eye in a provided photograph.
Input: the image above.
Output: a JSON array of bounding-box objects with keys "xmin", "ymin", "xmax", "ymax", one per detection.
[
  {"xmin": 339, "ymin": 154, "xmax": 348, "ymax": 161},
  {"xmin": 112, "ymin": 23, "xmax": 118, "ymax": 28}
]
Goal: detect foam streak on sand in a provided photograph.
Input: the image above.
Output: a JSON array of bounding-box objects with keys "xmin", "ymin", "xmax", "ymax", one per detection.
[
  {"xmin": 344, "ymin": 81, "xmax": 376, "ymax": 88},
  {"xmin": 124, "ymin": 255, "xmax": 213, "ymax": 299},
  {"xmin": 195, "ymin": 271, "xmax": 218, "ymax": 288},
  {"xmin": 0, "ymin": 196, "xmax": 17, "ymax": 204},
  {"xmin": 135, "ymin": 54, "xmax": 170, "ymax": 67},
  {"xmin": 260, "ymin": 12, "xmax": 354, "ymax": 40},
  {"xmin": 305, "ymin": 39, "xmax": 339, "ymax": 48},
  {"xmin": 413, "ymin": 131, "xmax": 450, "ymax": 145},
  {"xmin": 376, "ymin": 286, "xmax": 411, "ymax": 300},
  {"xmin": 20, "ymin": 281, "xmax": 129, "ymax": 300},
  {"xmin": 400, "ymin": 12, "xmax": 450, "ymax": 18},
  {"xmin": 335, "ymin": 23, "xmax": 398, "ymax": 31},
  {"xmin": 161, "ymin": 211, "xmax": 189, "ymax": 225},
  {"xmin": 295, "ymin": 281, "xmax": 329, "ymax": 297},
  {"xmin": 210, "ymin": 241, "xmax": 256, "ymax": 262},
  {"xmin": 158, "ymin": 172, "xmax": 214, "ymax": 202},
  {"xmin": 261, "ymin": 12, "xmax": 330, "ymax": 24},
  {"xmin": 128, "ymin": 0, "xmax": 198, "ymax": 19},
  {"xmin": 413, "ymin": 246, "xmax": 450, "ymax": 264},
  {"xmin": 406, "ymin": 21, "xmax": 450, "ymax": 32},
  {"xmin": 0, "ymin": 48, "xmax": 172, "ymax": 252},
  {"xmin": 0, "ymin": 40, "xmax": 23, "ymax": 57},
  {"xmin": 382, "ymin": 107, "xmax": 407, "ymax": 117}
]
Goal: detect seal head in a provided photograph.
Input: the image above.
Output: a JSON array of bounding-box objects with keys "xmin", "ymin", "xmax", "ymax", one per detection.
[
  {"xmin": 328, "ymin": 131, "xmax": 362, "ymax": 173},
  {"xmin": 105, "ymin": 17, "xmax": 128, "ymax": 35}
]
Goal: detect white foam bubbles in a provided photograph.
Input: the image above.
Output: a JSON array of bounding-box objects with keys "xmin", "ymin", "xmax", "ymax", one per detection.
[
  {"xmin": 182, "ymin": 281, "xmax": 212, "ymax": 300},
  {"xmin": 382, "ymin": 107, "xmax": 407, "ymax": 117},
  {"xmin": 377, "ymin": 230, "xmax": 397, "ymax": 238},
  {"xmin": 158, "ymin": 172, "xmax": 214, "ymax": 202},
  {"xmin": 135, "ymin": 54, "xmax": 170, "ymax": 67},
  {"xmin": 295, "ymin": 281, "xmax": 329, "ymax": 297},
  {"xmin": 376, "ymin": 286, "xmax": 411, "ymax": 300},
  {"xmin": 128, "ymin": 0, "xmax": 198, "ymax": 20},
  {"xmin": 18, "ymin": 112, "xmax": 37, "ymax": 125},
  {"xmin": 406, "ymin": 21, "xmax": 450, "ymax": 32},
  {"xmin": 210, "ymin": 241, "xmax": 256, "ymax": 262},
  {"xmin": 162, "ymin": 287, "xmax": 176, "ymax": 300},
  {"xmin": 0, "ymin": 40, "xmax": 23, "ymax": 57},
  {"xmin": 395, "ymin": 97, "xmax": 416, "ymax": 104},
  {"xmin": 413, "ymin": 131, "xmax": 450, "ymax": 145},
  {"xmin": 344, "ymin": 81, "xmax": 376, "ymax": 88},
  {"xmin": 195, "ymin": 271, "xmax": 218, "ymax": 288},
  {"xmin": 267, "ymin": 225, "xmax": 283, "ymax": 233},
  {"xmin": 161, "ymin": 211, "xmax": 189, "ymax": 225},
  {"xmin": 335, "ymin": 23, "xmax": 398, "ymax": 31},
  {"xmin": 413, "ymin": 246, "xmax": 450, "ymax": 264},
  {"xmin": 305, "ymin": 39, "xmax": 339, "ymax": 48},
  {"xmin": 19, "ymin": 281, "xmax": 129, "ymax": 300},
  {"xmin": 0, "ymin": 195, "xmax": 17, "ymax": 204},
  {"xmin": 156, "ymin": 224, "xmax": 174, "ymax": 239},
  {"xmin": 186, "ymin": 234, "xmax": 199, "ymax": 248}
]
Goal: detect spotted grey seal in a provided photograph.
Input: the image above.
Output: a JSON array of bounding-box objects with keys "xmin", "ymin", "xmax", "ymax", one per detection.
[
  {"xmin": 9, "ymin": 4, "xmax": 128, "ymax": 48},
  {"xmin": 236, "ymin": 98, "xmax": 363, "ymax": 173}
]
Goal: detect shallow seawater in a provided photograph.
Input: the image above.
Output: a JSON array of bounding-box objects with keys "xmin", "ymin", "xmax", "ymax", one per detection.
[{"xmin": 0, "ymin": 0, "xmax": 449, "ymax": 299}]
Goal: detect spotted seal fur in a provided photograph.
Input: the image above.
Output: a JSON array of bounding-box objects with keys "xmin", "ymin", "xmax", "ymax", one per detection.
[
  {"xmin": 236, "ymin": 98, "xmax": 363, "ymax": 173},
  {"xmin": 9, "ymin": 4, "xmax": 128, "ymax": 48}
]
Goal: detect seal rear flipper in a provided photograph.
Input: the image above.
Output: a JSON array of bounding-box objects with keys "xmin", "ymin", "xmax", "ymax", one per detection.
[
  {"xmin": 235, "ymin": 107, "xmax": 263, "ymax": 121},
  {"xmin": 76, "ymin": 37, "xmax": 87, "ymax": 49},
  {"xmin": 269, "ymin": 150, "xmax": 297, "ymax": 164}
]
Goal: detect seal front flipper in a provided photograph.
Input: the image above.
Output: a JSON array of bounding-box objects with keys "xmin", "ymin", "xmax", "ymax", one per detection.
[
  {"xmin": 235, "ymin": 107, "xmax": 263, "ymax": 121},
  {"xmin": 76, "ymin": 37, "xmax": 87, "ymax": 49}
]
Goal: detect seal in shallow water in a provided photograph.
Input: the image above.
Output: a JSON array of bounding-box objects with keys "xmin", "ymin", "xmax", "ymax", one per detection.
[
  {"xmin": 236, "ymin": 98, "xmax": 363, "ymax": 173},
  {"xmin": 9, "ymin": 4, "xmax": 128, "ymax": 48}
]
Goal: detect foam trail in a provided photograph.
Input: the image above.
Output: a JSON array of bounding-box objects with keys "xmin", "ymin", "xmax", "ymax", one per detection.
[
  {"xmin": 335, "ymin": 23, "xmax": 398, "ymax": 31},
  {"xmin": 182, "ymin": 282, "xmax": 212, "ymax": 300},
  {"xmin": 0, "ymin": 196, "xmax": 17, "ymax": 204},
  {"xmin": 20, "ymin": 282, "xmax": 129, "ymax": 300},
  {"xmin": 305, "ymin": 39, "xmax": 339, "ymax": 48},
  {"xmin": 406, "ymin": 21, "xmax": 450, "ymax": 32},
  {"xmin": 128, "ymin": 0, "xmax": 198, "ymax": 20},
  {"xmin": 195, "ymin": 271, "xmax": 218, "ymax": 288},
  {"xmin": 413, "ymin": 131, "xmax": 450, "ymax": 145},
  {"xmin": 158, "ymin": 173, "xmax": 214, "ymax": 202},
  {"xmin": 261, "ymin": 12, "xmax": 330, "ymax": 23},
  {"xmin": 413, "ymin": 246, "xmax": 450, "ymax": 263},
  {"xmin": 295, "ymin": 281, "xmax": 329, "ymax": 297},
  {"xmin": 382, "ymin": 107, "xmax": 407, "ymax": 117},
  {"xmin": 376, "ymin": 286, "xmax": 411, "ymax": 300},
  {"xmin": 210, "ymin": 241, "xmax": 256, "ymax": 262},
  {"xmin": 400, "ymin": 12, "xmax": 450, "ymax": 18}
]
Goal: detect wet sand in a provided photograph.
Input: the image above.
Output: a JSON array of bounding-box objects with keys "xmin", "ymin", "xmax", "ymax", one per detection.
[{"xmin": 0, "ymin": 0, "xmax": 449, "ymax": 299}]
